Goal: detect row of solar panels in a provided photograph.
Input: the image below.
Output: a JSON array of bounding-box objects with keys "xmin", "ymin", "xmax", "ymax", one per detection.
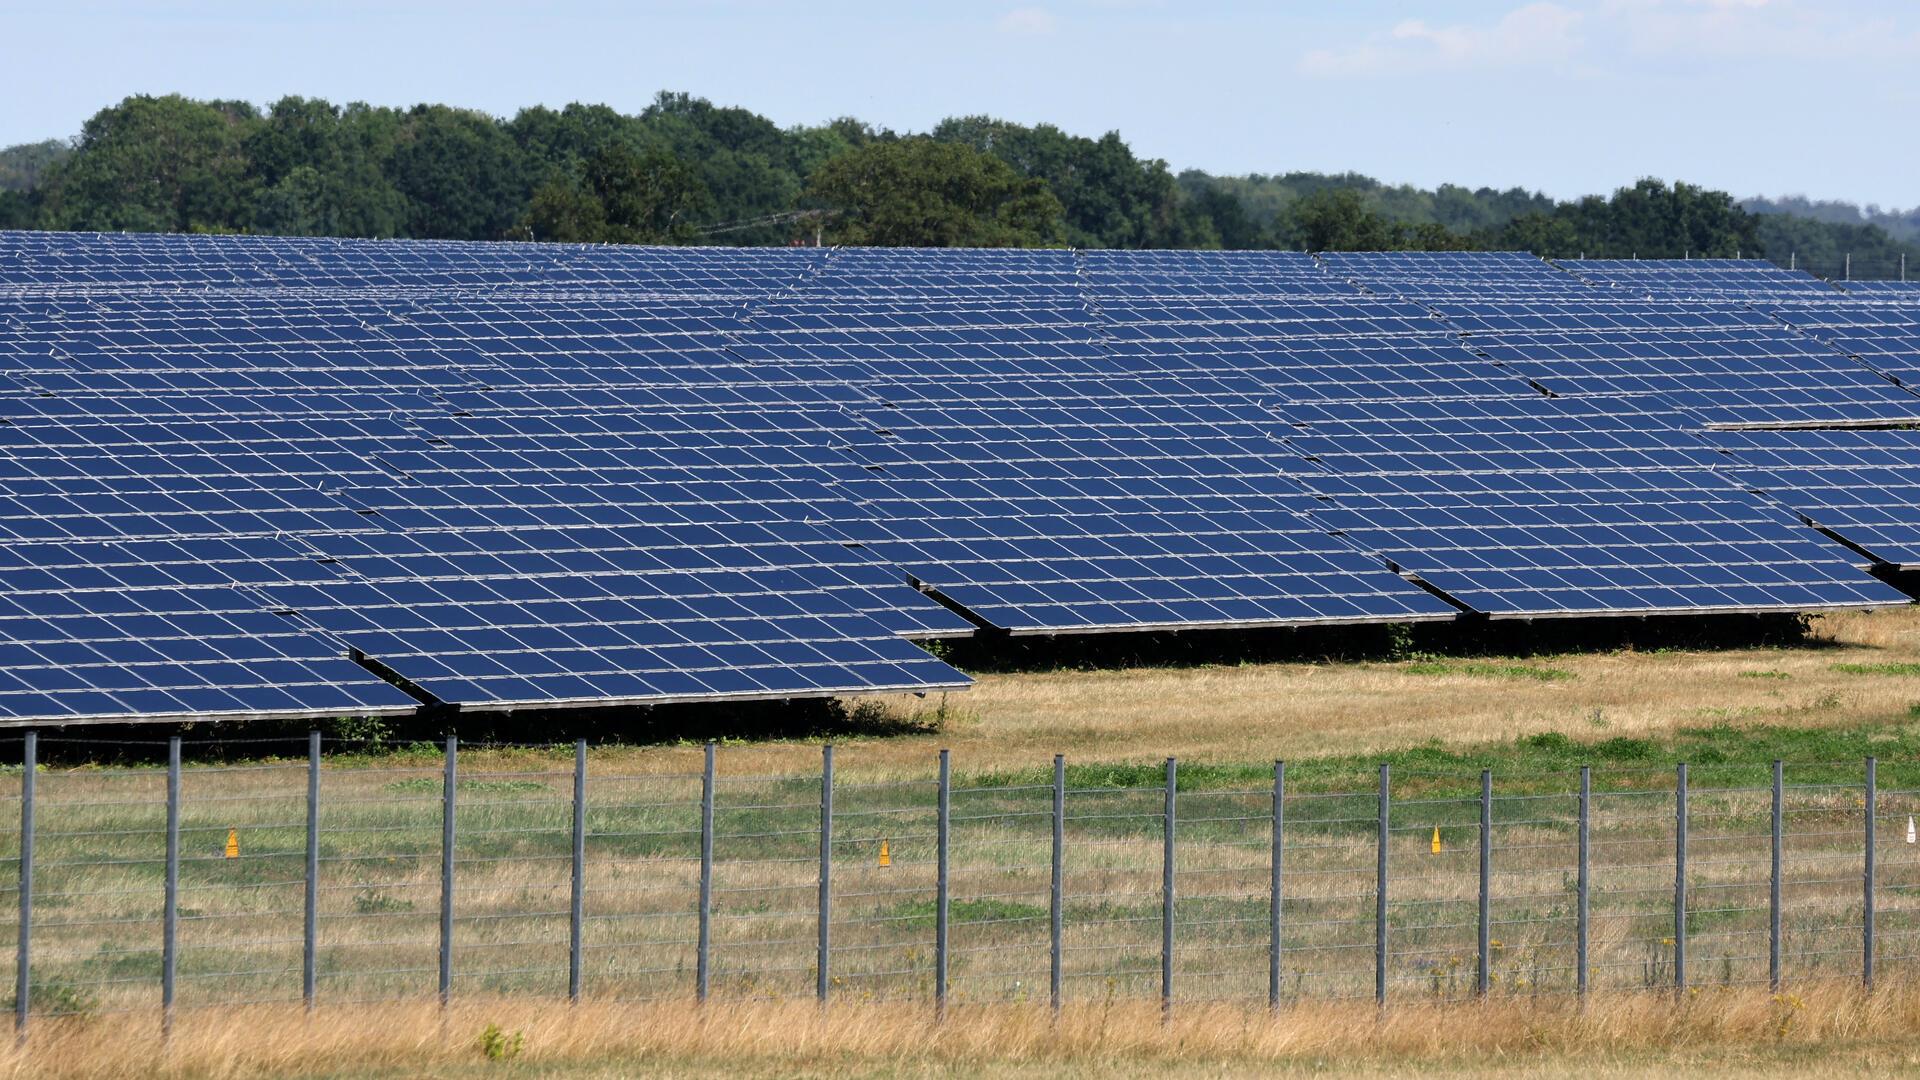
[{"xmin": 0, "ymin": 232, "xmax": 1916, "ymax": 726}]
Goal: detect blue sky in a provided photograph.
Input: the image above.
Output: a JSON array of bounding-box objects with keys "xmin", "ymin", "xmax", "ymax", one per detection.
[{"xmin": 4, "ymin": 1, "xmax": 1915, "ymax": 208}]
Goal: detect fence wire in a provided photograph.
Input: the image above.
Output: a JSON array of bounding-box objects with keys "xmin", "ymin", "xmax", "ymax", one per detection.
[{"xmin": 0, "ymin": 737, "xmax": 1908, "ymax": 1032}]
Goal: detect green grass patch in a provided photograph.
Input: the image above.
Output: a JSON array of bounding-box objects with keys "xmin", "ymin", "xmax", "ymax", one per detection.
[
  {"xmin": 1832, "ymin": 662, "xmax": 1920, "ymax": 676},
  {"xmin": 891, "ymin": 897, "xmax": 1048, "ymax": 929},
  {"xmin": 1738, "ymin": 670, "xmax": 1792, "ymax": 680},
  {"xmin": 961, "ymin": 720, "xmax": 1920, "ymax": 799},
  {"xmin": 1400, "ymin": 661, "xmax": 1575, "ymax": 681},
  {"xmin": 384, "ymin": 777, "xmax": 551, "ymax": 795}
]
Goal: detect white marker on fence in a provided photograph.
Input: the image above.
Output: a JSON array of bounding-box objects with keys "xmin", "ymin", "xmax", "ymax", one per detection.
[{"xmin": 1907, "ymin": 815, "xmax": 1915, "ymax": 845}]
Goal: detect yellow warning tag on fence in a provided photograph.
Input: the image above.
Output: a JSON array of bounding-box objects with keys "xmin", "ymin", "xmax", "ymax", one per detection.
[
  {"xmin": 878, "ymin": 839, "xmax": 891, "ymax": 868},
  {"xmin": 225, "ymin": 828, "xmax": 239, "ymax": 859},
  {"xmin": 1431, "ymin": 827, "xmax": 1442, "ymax": 854}
]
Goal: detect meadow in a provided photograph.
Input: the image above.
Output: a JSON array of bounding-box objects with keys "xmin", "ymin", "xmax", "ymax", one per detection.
[{"xmin": 4, "ymin": 605, "xmax": 1920, "ymax": 1077}]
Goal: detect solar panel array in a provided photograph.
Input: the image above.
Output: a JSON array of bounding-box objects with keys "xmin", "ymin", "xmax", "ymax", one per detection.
[
  {"xmin": 1559, "ymin": 258, "xmax": 1846, "ymax": 301},
  {"xmin": 0, "ymin": 231, "xmax": 1913, "ymax": 725}
]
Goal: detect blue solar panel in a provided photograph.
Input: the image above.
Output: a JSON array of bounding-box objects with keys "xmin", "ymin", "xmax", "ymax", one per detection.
[
  {"xmin": 1278, "ymin": 397, "xmax": 1906, "ymax": 616},
  {"xmin": 1763, "ymin": 304, "xmax": 1920, "ymax": 389},
  {"xmin": 1710, "ymin": 428, "xmax": 1920, "ymax": 569},
  {"xmin": 1434, "ymin": 300, "xmax": 1920, "ymax": 429},
  {"xmin": 0, "ymin": 230, "xmax": 1910, "ymax": 724},
  {"xmin": 1320, "ymin": 251, "xmax": 1596, "ymax": 301},
  {"xmin": 1558, "ymin": 259, "xmax": 1842, "ymax": 300}
]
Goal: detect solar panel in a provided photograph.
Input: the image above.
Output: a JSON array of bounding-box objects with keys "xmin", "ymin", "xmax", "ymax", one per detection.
[
  {"xmin": 1835, "ymin": 281, "xmax": 1920, "ymax": 298},
  {"xmin": 1762, "ymin": 304, "xmax": 1920, "ymax": 389},
  {"xmin": 1710, "ymin": 428, "xmax": 1920, "ymax": 569},
  {"xmin": 1278, "ymin": 397, "xmax": 1906, "ymax": 617},
  {"xmin": 1557, "ymin": 258, "xmax": 1843, "ymax": 300},
  {"xmin": 0, "ymin": 230, "xmax": 1910, "ymax": 725},
  {"xmin": 1320, "ymin": 251, "xmax": 1597, "ymax": 300},
  {"xmin": 1433, "ymin": 300, "xmax": 1920, "ymax": 428}
]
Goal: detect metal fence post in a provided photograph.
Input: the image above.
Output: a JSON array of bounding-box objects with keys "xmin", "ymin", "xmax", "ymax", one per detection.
[
  {"xmin": 935, "ymin": 749, "xmax": 951, "ymax": 1019},
  {"xmin": 1865, "ymin": 756, "xmax": 1877, "ymax": 989},
  {"xmin": 817, "ymin": 743, "xmax": 833, "ymax": 1004},
  {"xmin": 14, "ymin": 730, "xmax": 33, "ymax": 1040},
  {"xmin": 439, "ymin": 734, "xmax": 456, "ymax": 1007},
  {"xmin": 304, "ymin": 730, "xmax": 320, "ymax": 1011},
  {"xmin": 1674, "ymin": 762, "xmax": 1687, "ymax": 995},
  {"xmin": 162, "ymin": 736, "xmax": 180, "ymax": 1037},
  {"xmin": 1376, "ymin": 763, "xmax": 1389, "ymax": 1007},
  {"xmin": 1162, "ymin": 757, "xmax": 1176, "ymax": 1018},
  {"xmin": 568, "ymin": 739, "xmax": 586, "ymax": 1003},
  {"xmin": 1270, "ymin": 760, "xmax": 1284, "ymax": 1011},
  {"xmin": 697, "ymin": 742, "xmax": 714, "ymax": 1003},
  {"xmin": 1770, "ymin": 759, "xmax": 1782, "ymax": 991},
  {"xmin": 1577, "ymin": 765, "xmax": 1589, "ymax": 999},
  {"xmin": 1477, "ymin": 769, "xmax": 1491, "ymax": 997},
  {"xmin": 1050, "ymin": 753, "xmax": 1063, "ymax": 1013}
]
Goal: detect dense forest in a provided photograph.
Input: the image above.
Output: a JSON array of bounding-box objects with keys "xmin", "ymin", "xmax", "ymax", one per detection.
[{"xmin": 0, "ymin": 93, "xmax": 1913, "ymax": 277}]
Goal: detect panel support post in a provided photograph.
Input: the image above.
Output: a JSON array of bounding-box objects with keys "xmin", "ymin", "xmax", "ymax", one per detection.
[
  {"xmin": 568, "ymin": 739, "xmax": 586, "ymax": 1003},
  {"xmin": 439, "ymin": 735, "xmax": 456, "ymax": 1007},
  {"xmin": 1161, "ymin": 757, "xmax": 1176, "ymax": 1019},
  {"xmin": 935, "ymin": 749, "xmax": 951, "ymax": 1019},
  {"xmin": 1770, "ymin": 760, "xmax": 1783, "ymax": 991},
  {"xmin": 1269, "ymin": 760, "xmax": 1284, "ymax": 1012},
  {"xmin": 1376, "ymin": 763, "xmax": 1389, "ymax": 1008},
  {"xmin": 14, "ymin": 730, "xmax": 33, "ymax": 1041},
  {"xmin": 817, "ymin": 744, "xmax": 833, "ymax": 1004},
  {"xmin": 1865, "ymin": 756, "xmax": 1877, "ymax": 989},
  {"xmin": 304, "ymin": 730, "xmax": 320, "ymax": 1011},
  {"xmin": 1477, "ymin": 769, "xmax": 1491, "ymax": 997},
  {"xmin": 1674, "ymin": 762, "xmax": 1688, "ymax": 996},
  {"xmin": 1050, "ymin": 754, "xmax": 1064, "ymax": 1013},
  {"xmin": 1576, "ymin": 765, "xmax": 1590, "ymax": 999},
  {"xmin": 697, "ymin": 742, "xmax": 715, "ymax": 1003},
  {"xmin": 162, "ymin": 736, "xmax": 180, "ymax": 1038}
]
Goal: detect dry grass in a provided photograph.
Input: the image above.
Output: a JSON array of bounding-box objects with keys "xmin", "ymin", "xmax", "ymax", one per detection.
[
  {"xmin": 6, "ymin": 980, "xmax": 1920, "ymax": 1078},
  {"xmin": 870, "ymin": 607, "xmax": 1920, "ymax": 771},
  {"xmin": 288, "ymin": 607, "xmax": 1920, "ymax": 781}
]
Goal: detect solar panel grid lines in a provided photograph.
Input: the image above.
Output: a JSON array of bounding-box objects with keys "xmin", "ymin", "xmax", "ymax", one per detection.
[
  {"xmin": 1708, "ymin": 428, "xmax": 1920, "ymax": 570},
  {"xmin": 730, "ymin": 251, "xmax": 1458, "ymax": 634},
  {"xmin": 1274, "ymin": 395, "xmax": 1911, "ymax": 618},
  {"xmin": 1426, "ymin": 298, "xmax": 1920, "ymax": 430},
  {"xmin": 1555, "ymin": 258, "xmax": 1846, "ymax": 301},
  {"xmin": 1835, "ymin": 280, "xmax": 1920, "ymax": 297},
  {"xmin": 1318, "ymin": 250, "xmax": 1603, "ymax": 302},
  {"xmin": 1761, "ymin": 302, "xmax": 1920, "ymax": 390},
  {"xmin": 0, "ymin": 232, "xmax": 1917, "ymax": 724}
]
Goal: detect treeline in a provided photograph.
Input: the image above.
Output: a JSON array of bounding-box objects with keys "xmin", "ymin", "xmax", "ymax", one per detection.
[
  {"xmin": 0, "ymin": 93, "xmax": 1913, "ymax": 275},
  {"xmin": 1746, "ymin": 195, "xmax": 1920, "ymax": 244}
]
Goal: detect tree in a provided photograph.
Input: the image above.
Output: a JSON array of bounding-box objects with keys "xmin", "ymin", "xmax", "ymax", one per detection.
[
  {"xmin": 933, "ymin": 117, "xmax": 1182, "ymax": 248},
  {"xmin": 386, "ymin": 105, "xmax": 527, "ymax": 240},
  {"xmin": 643, "ymin": 92, "xmax": 806, "ymax": 245},
  {"xmin": 244, "ymin": 98, "xmax": 407, "ymax": 236},
  {"xmin": 36, "ymin": 94, "xmax": 259, "ymax": 232},
  {"xmin": 1283, "ymin": 188, "xmax": 1396, "ymax": 251},
  {"xmin": 1177, "ymin": 183, "xmax": 1266, "ymax": 249},
  {"xmin": 522, "ymin": 141, "xmax": 711, "ymax": 244},
  {"xmin": 0, "ymin": 189, "xmax": 32, "ymax": 229},
  {"xmin": 0, "ymin": 140, "xmax": 69, "ymax": 192},
  {"xmin": 1525, "ymin": 178, "xmax": 1760, "ymax": 259},
  {"xmin": 802, "ymin": 139, "xmax": 1066, "ymax": 247},
  {"xmin": 1496, "ymin": 212, "xmax": 1582, "ymax": 258}
]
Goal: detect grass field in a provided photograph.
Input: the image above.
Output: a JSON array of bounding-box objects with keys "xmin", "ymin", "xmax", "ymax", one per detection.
[
  {"xmin": 6, "ymin": 605, "xmax": 1920, "ymax": 1077},
  {"xmin": 8, "ymin": 981, "xmax": 1920, "ymax": 1078}
]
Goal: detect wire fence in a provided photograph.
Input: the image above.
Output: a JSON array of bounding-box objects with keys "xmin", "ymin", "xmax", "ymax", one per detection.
[{"xmin": 0, "ymin": 732, "xmax": 1912, "ymax": 1036}]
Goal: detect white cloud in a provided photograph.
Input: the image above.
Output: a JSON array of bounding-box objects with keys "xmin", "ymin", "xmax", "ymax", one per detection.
[
  {"xmin": 1301, "ymin": 3, "xmax": 1584, "ymax": 76},
  {"xmin": 1601, "ymin": 0, "xmax": 1917, "ymax": 60},
  {"xmin": 996, "ymin": 7, "xmax": 1060, "ymax": 36}
]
